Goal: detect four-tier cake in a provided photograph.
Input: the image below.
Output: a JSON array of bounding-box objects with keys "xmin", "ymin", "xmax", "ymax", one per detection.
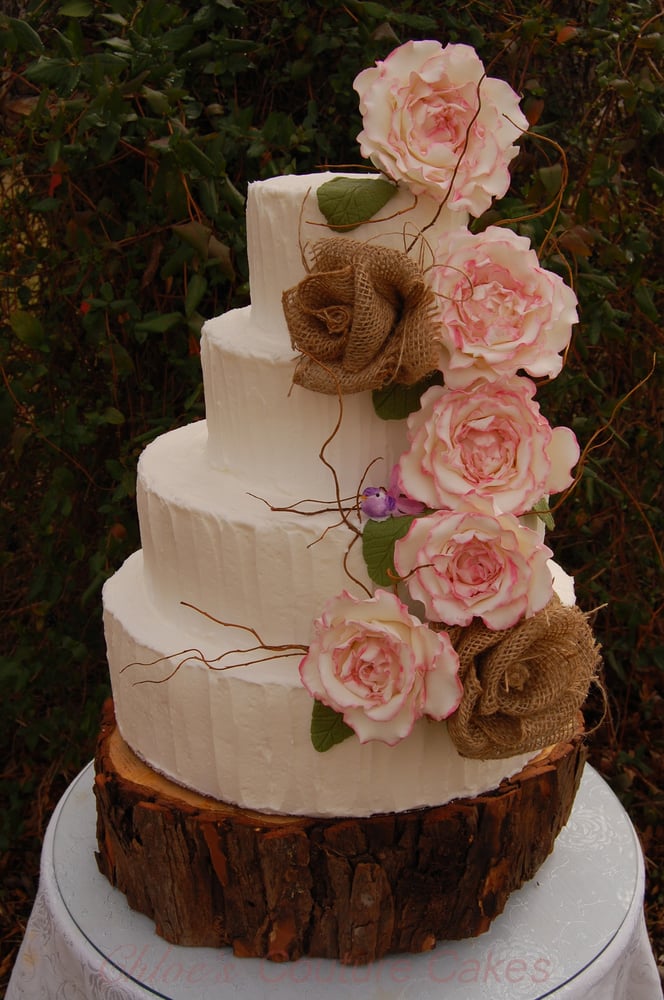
[{"xmin": 94, "ymin": 40, "xmax": 599, "ymax": 965}]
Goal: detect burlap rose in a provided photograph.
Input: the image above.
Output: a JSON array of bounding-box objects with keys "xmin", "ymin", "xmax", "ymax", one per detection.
[
  {"xmin": 282, "ymin": 238, "xmax": 437, "ymax": 394},
  {"xmin": 445, "ymin": 596, "xmax": 601, "ymax": 759}
]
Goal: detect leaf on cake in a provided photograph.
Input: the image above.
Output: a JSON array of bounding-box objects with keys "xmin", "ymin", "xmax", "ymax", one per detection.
[
  {"xmin": 311, "ymin": 700, "xmax": 354, "ymax": 752},
  {"xmin": 362, "ymin": 515, "xmax": 415, "ymax": 586},
  {"xmin": 373, "ymin": 371, "xmax": 444, "ymax": 420},
  {"xmin": 317, "ymin": 176, "xmax": 397, "ymax": 231},
  {"xmin": 532, "ymin": 497, "xmax": 555, "ymax": 531}
]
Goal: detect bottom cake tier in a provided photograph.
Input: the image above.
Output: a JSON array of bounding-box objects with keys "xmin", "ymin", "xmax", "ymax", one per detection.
[{"xmin": 94, "ymin": 700, "xmax": 586, "ymax": 966}]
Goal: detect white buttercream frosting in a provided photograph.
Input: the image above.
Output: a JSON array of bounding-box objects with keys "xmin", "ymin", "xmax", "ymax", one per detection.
[
  {"xmin": 138, "ymin": 420, "xmax": 370, "ymax": 646},
  {"xmin": 202, "ymin": 173, "xmax": 463, "ymax": 497},
  {"xmin": 103, "ymin": 173, "xmax": 577, "ymax": 818},
  {"xmin": 245, "ymin": 172, "xmax": 462, "ymax": 341},
  {"xmin": 202, "ymin": 308, "xmax": 408, "ymax": 499},
  {"xmin": 104, "ymin": 549, "xmax": 559, "ymax": 816},
  {"xmin": 104, "ymin": 547, "xmax": 575, "ymax": 816}
]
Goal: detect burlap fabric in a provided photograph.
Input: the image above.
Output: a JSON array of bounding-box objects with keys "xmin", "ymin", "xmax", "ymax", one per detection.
[
  {"xmin": 282, "ymin": 238, "xmax": 437, "ymax": 394},
  {"xmin": 444, "ymin": 596, "xmax": 601, "ymax": 759}
]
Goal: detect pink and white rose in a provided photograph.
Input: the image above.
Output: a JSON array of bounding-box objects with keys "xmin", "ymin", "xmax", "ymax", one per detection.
[
  {"xmin": 299, "ymin": 589, "xmax": 462, "ymax": 745},
  {"xmin": 397, "ymin": 378, "xmax": 579, "ymax": 516},
  {"xmin": 429, "ymin": 225, "xmax": 578, "ymax": 386},
  {"xmin": 353, "ymin": 40, "xmax": 528, "ymax": 216},
  {"xmin": 394, "ymin": 510, "xmax": 553, "ymax": 630}
]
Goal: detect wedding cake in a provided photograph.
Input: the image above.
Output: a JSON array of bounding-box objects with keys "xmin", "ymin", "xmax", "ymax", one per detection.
[{"xmin": 95, "ymin": 40, "xmax": 599, "ymax": 964}]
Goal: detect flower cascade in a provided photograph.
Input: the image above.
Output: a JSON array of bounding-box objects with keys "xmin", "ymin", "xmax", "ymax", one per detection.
[{"xmin": 288, "ymin": 40, "xmax": 598, "ymax": 755}]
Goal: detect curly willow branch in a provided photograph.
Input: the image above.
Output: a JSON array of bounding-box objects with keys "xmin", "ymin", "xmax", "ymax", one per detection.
[
  {"xmin": 120, "ymin": 603, "xmax": 308, "ymax": 686},
  {"xmin": 407, "ymin": 72, "xmax": 488, "ymax": 253},
  {"xmin": 550, "ymin": 353, "xmax": 657, "ymax": 516}
]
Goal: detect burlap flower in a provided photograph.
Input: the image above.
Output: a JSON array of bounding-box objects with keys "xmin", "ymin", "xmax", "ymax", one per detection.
[
  {"xmin": 445, "ymin": 596, "xmax": 601, "ymax": 759},
  {"xmin": 282, "ymin": 237, "xmax": 437, "ymax": 394}
]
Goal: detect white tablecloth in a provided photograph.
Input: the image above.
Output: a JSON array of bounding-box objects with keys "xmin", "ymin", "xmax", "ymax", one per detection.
[{"xmin": 7, "ymin": 763, "xmax": 662, "ymax": 1000}]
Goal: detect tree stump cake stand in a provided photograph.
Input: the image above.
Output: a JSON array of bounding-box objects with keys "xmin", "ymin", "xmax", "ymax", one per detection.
[{"xmin": 94, "ymin": 700, "xmax": 586, "ymax": 966}]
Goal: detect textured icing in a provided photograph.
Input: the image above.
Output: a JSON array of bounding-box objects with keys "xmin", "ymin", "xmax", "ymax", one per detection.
[
  {"xmin": 245, "ymin": 172, "xmax": 463, "ymax": 340},
  {"xmin": 202, "ymin": 309, "xmax": 408, "ymax": 498},
  {"xmin": 104, "ymin": 172, "xmax": 576, "ymax": 817},
  {"xmin": 202, "ymin": 172, "xmax": 463, "ymax": 497},
  {"xmin": 138, "ymin": 420, "xmax": 370, "ymax": 646},
  {"xmin": 104, "ymin": 550, "xmax": 565, "ymax": 816}
]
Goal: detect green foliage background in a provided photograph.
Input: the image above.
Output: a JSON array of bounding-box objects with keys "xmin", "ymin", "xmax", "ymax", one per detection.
[{"xmin": 1, "ymin": 0, "xmax": 663, "ymax": 975}]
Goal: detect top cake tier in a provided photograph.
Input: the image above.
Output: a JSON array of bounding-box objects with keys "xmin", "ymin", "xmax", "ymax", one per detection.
[
  {"xmin": 201, "ymin": 173, "xmax": 467, "ymax": 500},
  {"xmin": 246, "ymin": 172, "xmax": 464, "ymax": 341}
]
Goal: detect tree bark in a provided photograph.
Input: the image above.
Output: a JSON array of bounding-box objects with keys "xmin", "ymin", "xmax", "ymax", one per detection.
[{"xmin": 94, "ymin": 699, "xmax": 586, "ymax": 965}]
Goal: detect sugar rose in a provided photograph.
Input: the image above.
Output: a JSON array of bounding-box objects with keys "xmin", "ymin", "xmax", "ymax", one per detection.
[
  {"xmin": 394, "ymin": 511, "xmax": 553, "ymax": 630},
  {"xmin": 397, "ymin": 378, "xmax": 580, "ymax": 515},
  {"xmin": 353, "ymin": 40, "xmax": 528, "ymax": 216},
  {"xmin": 299, "ymin": 589, "xmax": 462, "ymax": 745},
  {"xmin": 429, "ymin": 225, "xmax": 578, "ymax": 386}
]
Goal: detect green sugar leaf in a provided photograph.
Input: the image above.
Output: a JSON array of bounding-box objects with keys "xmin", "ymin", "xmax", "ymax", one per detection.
[
  {"xmin": 362, "ymin": 515, "xmax": 415, "ymax": 587},
  {"xmin": 311, "ymin": 700, "xmax": 354, "ymax": 753},
  {"xmin": 373, "ymin": 371, "xmax": 444, "ymax": 420},
  {"xmin": 317, "ymin": 176, "xmax": 397, "ymax": 231},
  {"xmin": 532, "ymin": 497, "xmax": 555, "ymax": 531}
]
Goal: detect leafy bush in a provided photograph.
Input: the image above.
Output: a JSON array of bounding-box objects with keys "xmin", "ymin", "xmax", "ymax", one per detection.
[{"xmin": 1, "ymin": 0, "xmax": 662, "ymax": 974}]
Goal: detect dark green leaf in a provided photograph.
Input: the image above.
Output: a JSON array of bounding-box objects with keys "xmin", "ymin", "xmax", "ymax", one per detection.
[
  {"xmin": 173, "ymin": 221, "xmax": 212, "ymax": 258},
  {"xmin": 362, "ymin": 515, "xmax": 415, "ymax": 587},
  {"xmin": 59, "ymin": 1, "xmax": 93, "ymax": 15},
  {"xmin": 96, "ymin": 122, "xmax": 122, "ymax": 162},
  {"xmin": 373, "ymin": 372, "xmax": 443, "ymax": 421},
  {"xmin": 29, "ymin": 198, "xmax": 61, "ymax": 212},
  {"xmin": 647, "ymin": 166, "xmax": 664, "ymax": 196},
  {"xmin": 198, "ymin": 177, "xmax": 219, "ymax": 219},
  {"xmin": 310, "ymin": 700, "xmax": 354, "ymax": 753},
  {"xmin": 317, "ymin": 176, "xmax": 397, "ymax": 231},
  {"xmin": 222, "ymin": 176, "xmax": 246, "ymax": 212},
  {"xmin": 102, "ymin": 406, "xmax": 125, "ymax": 425},
  {"xmin": 96, "ymin": 342, "xmax": 135, "ymax": 376},
  {"xmin": 25, "ymin": 56, "xmax": 75, "ymax": 88},
  {"xmin": 7, "ymin": 17, "xmax": 44, "ymax": 53},
  {"xmin": 537, "ymin": 164, "xmax": 563, "ymax": 198},
  {"xmin": 101, "ymin": 35, "xmax": 133, "ymax": 54},
  {"xmin": 633, "ymin": 283, "xmax": 658, "ymax": 322},
  {"xmin": 185, "ymin": 273, "xmax": 207, "ymax": 318},
  {"xmin": 142, "ymin": 87, "xmax": 170, "ymax": 115},
  {"xmin": 174, "ymin": 139, "xmax": 217, "ymax": 177},
  {"xmin": 344, "ymin": 0, "xmax": 393, "ymax": 18},
  {"xmin": 162, "ymin": 25, "xmax": 196, "ymax": 52},
  {"xmin": 208, "ymin": 236, "xmax": 234, "ymax": 277},
  {"xmin": 578, "ymin": 273, "xmax": 619, "ymax": 292},
  {"xmin": 135, "ymin": 313, "xmax": 183, "ymax": 334},
  {"xmin": 10, "ymin": 311, "xmax": 47, "ymax": 350}
]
